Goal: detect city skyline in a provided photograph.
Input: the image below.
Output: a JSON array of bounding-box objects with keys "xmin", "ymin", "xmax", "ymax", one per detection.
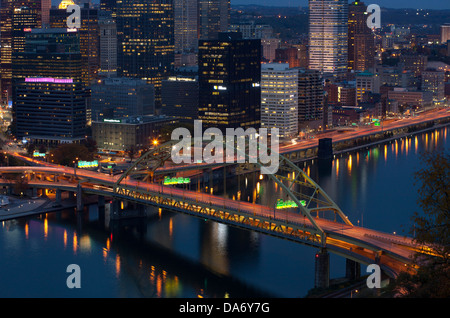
[
  {"xmin": 232, "ymin": 0, "xmax": 450, "ymax": 10},
  {"xmin": 53, "ymin": 0, "xmax": 450, "ymax": 9}
]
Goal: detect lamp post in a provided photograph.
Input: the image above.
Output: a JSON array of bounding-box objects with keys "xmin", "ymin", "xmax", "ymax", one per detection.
[{"xmin": 74, "ymin": 157, "xmax": 78, "ymax": 176}]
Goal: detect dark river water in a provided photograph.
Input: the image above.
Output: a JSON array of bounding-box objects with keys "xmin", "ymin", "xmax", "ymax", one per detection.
[{"xmin": 0, "ymin": 125, "xmax": 448, "ymax": 298}]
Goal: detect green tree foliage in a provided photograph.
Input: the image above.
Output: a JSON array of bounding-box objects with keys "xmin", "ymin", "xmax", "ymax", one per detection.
[
  {"xmin": 390, "ymin": 150, "xmax": 450, "ymax": 297},
  {"xmin": 49, "ymin": 143, "xmax": 94, "ymax": 167}
]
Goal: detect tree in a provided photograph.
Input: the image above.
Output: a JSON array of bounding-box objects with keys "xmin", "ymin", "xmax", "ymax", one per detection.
[
  {"xmin": 26, "ymin": 143, "xmax": 36, "ymax": 156},
  {"xmin": 390, "ymin": 150, "xmax": 450, "ymax": 297},
  {"xmin": 49, "ymin": 143, "xmax": 94, "ymax": 166},
  {"xmin": 126, "ymin": 145, "xmax": 137, "ymax": 162}
]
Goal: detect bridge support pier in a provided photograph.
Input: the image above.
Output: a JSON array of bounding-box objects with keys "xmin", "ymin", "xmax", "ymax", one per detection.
[
  {"xmin": 314, "ymin": 248, "xmax": 330, "ymax": 289},
  {"xmin": 111, "ymin": 200, "xmax": 120, "ymax": 220},
  {"xmin": 98, "ymin": 195, "xmax": 105, "ymax": 208},
  {"xmin": 345, "ymin": 259, "xmax": 361, "ymax": 281},
  {"xmin": 76, "ymin": 185, "xmax": 84, "ymax": 211},
  {"xmin": 32, "ymin": 187, "xmax": 37, "ymax": 197},
  {"xmin": 55, "ymin": 189, "xmax": 62, "ymax": 205}
]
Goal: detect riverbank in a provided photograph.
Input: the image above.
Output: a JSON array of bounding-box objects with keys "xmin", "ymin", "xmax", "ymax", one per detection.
[{"xmin": 0, "ymin": 195, "xmax": 79, "ymax": 221}]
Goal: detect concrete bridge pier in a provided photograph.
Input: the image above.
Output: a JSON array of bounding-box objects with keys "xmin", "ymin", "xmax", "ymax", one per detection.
[
  {"xmin": 345, "ymin": 259, "xmax": 361, "ymax": 281},
  {"xmin": 98, "ymin": 195, "xmax": 105, "ymax": 208},
  {"xmin": 314, "ymin": 248, "xmax": 330, "ymax": 289},
  {"xmin": 110, "ymin": 200, "xmax": 120, "ymax": 220},
  {"xmin": 55, "ymin": 189, "xmax": 62, "ymax": 205},
  {"xmin": 76, "ymin": 184, "xmax": 84, "ymax": 211}
]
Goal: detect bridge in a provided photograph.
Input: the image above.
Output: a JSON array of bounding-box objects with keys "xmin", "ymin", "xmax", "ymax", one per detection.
[{"xmin": 0, "ymin": 141, "xmax": 438, "ymax": 289}]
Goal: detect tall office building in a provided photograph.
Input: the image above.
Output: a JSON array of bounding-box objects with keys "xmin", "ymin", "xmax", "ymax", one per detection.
[
  {"xmin": 90, "ymin": 78, "xmax": 155, "ymax": 122},
  {"xmin": 99, "ymin": 18, "xmax": 117, "ymax": 77},
  {"xmin": 348, "ymin": 1, "xmax": 375, "ymax": 72},
  {"xmin": 12, "ymin": 7, "xmax": 39, "ymax": 55},
  {"xmin": 355, "ymin": 71, "xmax": 380, "ymax": 105},
  {"xmin": 0, "ymin": 0, "xmax": 47, "ymax": 102},
  {"xmin": 100, "ymin": 0, "xmax": 117, "ymax": 19},
  {"xmin": 422, "ymin": 69, "xmax": 445, "ymax": 101},
  {"xmin": 198, "ymin": 32, "xmax": 261, "ymax": 130},
  {"xmin": 308, "ymin": 0, "xmax": 348, "ymax": 77},
  {"xmin": 297, "ymin": 68, "xmax": 324, "ymax": 124},
  {"xmin": 14, "ymin": 78, "xmax": 86, "ymax": 145},
  {"xmin": 261, "ymin": 63, "xmax": 298, "ymax": 140},
  {"xmin": 161, "ymin": 76, "xmax": 199, "ymax": 122},
  {"xmin": 50, "ymin": 3, "xmax": 100, "ymax": 88},
  {"xmin": 198, "ymin": 0, "xmax": 230, "ymax": 40},
  {"xmin": 174, "ymin": 0, "xmax": 198, "ymax": 53},
  {"xmin": 12, "ymin": 28, "xmax": 82, "ymax": 83},
  {"xmin": 116, "ymin": 0, "xmax": 174, "ymax": 109},
  {"xmin": 12, "ymin": 28, "xmax": 86, "ymax": 144},
  {"xmin": 441, "ymin": 24, "xmax": 450, "ymax": 44}
]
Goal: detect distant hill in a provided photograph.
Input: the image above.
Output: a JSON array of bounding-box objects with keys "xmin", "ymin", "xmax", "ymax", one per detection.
[{"xmin": 231, "ymin": 5, "xmax": 449, "ymax": 39}]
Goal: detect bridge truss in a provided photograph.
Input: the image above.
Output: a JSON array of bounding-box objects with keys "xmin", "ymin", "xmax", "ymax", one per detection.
[{"xmin": 113, "ymin": 139, "xmax": 353, "ymax": 244}]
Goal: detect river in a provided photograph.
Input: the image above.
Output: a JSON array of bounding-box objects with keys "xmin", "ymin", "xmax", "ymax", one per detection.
[{"xmin": 0, "ymin": 125, "xmax": 448, "ymax": 298}]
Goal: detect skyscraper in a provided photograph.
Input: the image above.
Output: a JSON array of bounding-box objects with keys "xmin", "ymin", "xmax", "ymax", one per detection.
[
  {"xmin": 440, "ymin": 24, "xmax": 450, "ymax": 44},
  {"xmin": 308, "ymin": 0, "xmax": 348, "ymax": 77},
  {"xmin": 198, "ymin": 0, "xmax": 230, "ymax": 40},
  {"xmin": 99, "ymin": 18, "xmax": 117, "ymax": 78},
  {"xmin": 116, "ymin": 0, "xmax": 174, "ymax": 109},
  {"xmin": 50, "ymin": 3, "xmax": 100, "ymax": 88},
  {"xmin": 261, "ymin": 63, "xmax": 298, "ymax": 140},
  {"xmin": 12, "ymin": 7, "xmax": 39, "ymax": 54},
  {"xmin": 348, "ymin": 1, "xmax": 375, "ymax": 72},
  {"xmin": 12, "ymin": 28, "xmax": 86, "ymax": 144},
  {"xmin": 0, "ymin": 0, "xmax": 47, "ymax": 102},
  {"xmin": 174, "ymin": 0, "xmax": 198, "ymax": 53},
  {"xmin": 198, "ymin": 32, "xmax": 261, "ymax": 130},
  {"xmin": 297, "ymin": 68, "xmax": 324, "ymax": 124}
]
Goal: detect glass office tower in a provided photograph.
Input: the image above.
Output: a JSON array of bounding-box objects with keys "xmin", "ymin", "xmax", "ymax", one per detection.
[{"xmin": 308, "ymin": 0, "xmax": 348, "ymax": 77}]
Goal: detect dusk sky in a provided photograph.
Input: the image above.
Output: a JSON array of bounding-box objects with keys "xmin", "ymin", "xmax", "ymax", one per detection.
[{"xmin": 232, "ymin": 0, "xmax": 450, "ymax": 10}]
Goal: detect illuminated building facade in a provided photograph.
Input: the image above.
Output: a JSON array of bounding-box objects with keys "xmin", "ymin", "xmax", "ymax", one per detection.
[
  {"xmin": 308, "ymin": 0, "xmax": 348, "ymax": 77},
  {"xmin": 198, "ymin": 0, "xmax": 230, "ymax": 40},
  {"xmin": 0, "ymin": 0, "xmax": 48, "ymax": 102},
  {"xmin": 161, "ymin": 76, "xmax": 199, "ymax": 122},
  {"xmin": 12, "ymin": 7, "xmax": 39, "ymax": 54},
  {"xmin": 198, "ymin": 32, "xmax": 261, "ymax": 130},
  {"xmin": 422, "ymin": 69, "xmax": 445, "ymax": 101},
  {"xmin": 116, "ymin": 0, "xmax": 174, "ymax": 109},
  {"xmin": 441, "ymin": 24, "xmax": 450, "ymax": 44},
  {"xmin": 12, "ymin": 28, "xmax": 82, "ymax": 84},
  {"xmin": 348, "ymin": 1, "xmax": 375, "ymax": 72},
  {"xmin": 14, "ymin": 78, "xmax": 86, "ymax": 145},
  {"xmin": 50, "ymin": 3, "xmax": 100, "ymax": 88},
  {"xmin": 92, "ymin": 115, "xmax": 177, "ymax": 152},
  {"xmin": 297, "ymin": 68, "xmax": 324, "ymax": 123},
  {"xmin": 99, "ymin": 18, "xmax": 117, "ymax": 77},
  {"xmin": 356, "ymin": 71, "xmax": 380, "ymax": 105},
  {"xmin": 174, "ymin": 0, "xmax": 198, "ymax": 53},
  {"xmin": 261, "ymin": 63, "xmax": 298, "ymax": 140},
  {"xmin": 90, "ymin": 77, "xmax": 155, "ymax": 122},
  {"xmin": 11, "ymin": 28, "xmax": 85, "ymax": 142}
]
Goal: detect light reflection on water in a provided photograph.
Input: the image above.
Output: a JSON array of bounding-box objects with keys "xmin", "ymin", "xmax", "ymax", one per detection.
[{"xmin": 0, "ymin": 126, "xmax": 448, "ymax": 298}]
